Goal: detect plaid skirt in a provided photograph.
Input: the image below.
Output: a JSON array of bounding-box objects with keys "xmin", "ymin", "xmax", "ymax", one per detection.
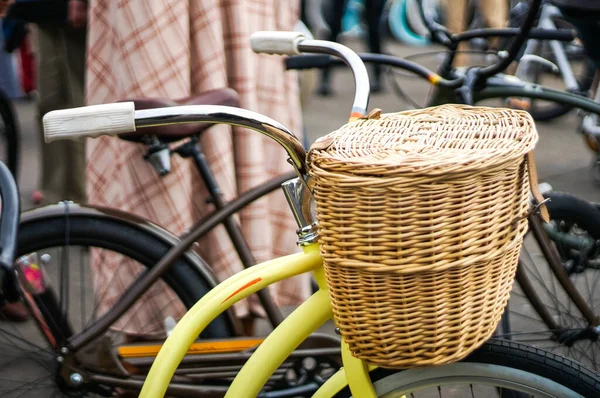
[{"xmin": 85, "ymin": 0, "xmax": 309, "ymax": 335}]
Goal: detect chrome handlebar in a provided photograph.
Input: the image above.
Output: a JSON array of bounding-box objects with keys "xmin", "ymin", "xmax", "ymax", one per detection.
[
  {"xmin": 250, "ymin": 31, "xmax": 370, "ymax": 119},
  {"xmin": 134, "ymin": 105, "xmax": 307, "ymax": 175},
  {"xmin": 296, "ymin": 40, "xmax": 370, "ymax": 118}
]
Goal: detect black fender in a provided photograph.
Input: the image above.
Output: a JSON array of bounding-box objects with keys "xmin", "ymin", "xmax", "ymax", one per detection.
[{"xmin": 20, "ymin": 202, "xmax": 242, "ymax": 335}]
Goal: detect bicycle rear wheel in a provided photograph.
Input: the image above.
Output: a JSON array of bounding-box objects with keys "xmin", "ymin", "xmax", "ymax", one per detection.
[
  {"xmin": 500, "ymin": 191, "xmax": 600, "ymax": 371},
  {"xmin": 0, "ymin": 207, "xmax": 234, "ymax": 396},
  {"xmin": 335, "ymin": 339, "xmax": 600, "ymax": 397}
]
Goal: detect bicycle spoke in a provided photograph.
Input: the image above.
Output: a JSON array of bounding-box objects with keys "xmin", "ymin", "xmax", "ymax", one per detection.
[
  {"xmin": 588, "ymin": 274, "xmax": 600, "ymax": 309},
  {"xmin": 87, "ymin": 251, "xmax": 139, "ymax": 328},
  {"xmin": 0, "ymin": 328, "xmax": 54, "ymax": 356},
  {"xmin": 58, "ymin": 246, "xmax": 65, "ymax": 317},
  {"xmin": 0, "ymin": 374, "xmax": 54, "ymax": 398},
  {"xmin": 80, "ymin": 246, "xmax": 86, "ymax": 331},
  {"xmin": 521, "ymin": 249, "xmax": 568, "ymax": 316},
  {"xmin": 583, "ymin": 269, "xmax": 600, "ymax": 315},
  {"xmin": 0, "ymin": 329, "xmax": 55, "ymax": 372},
  {"xmin": 0, "ymin": 345, "xmax": 54, "ymax": 375},
  {"xmin": 506, "ymin": 309, "xmax": 546, "ymax": 325},
  {"xmin": 524, "ymin": 258, "xmax": 577, "ymax": 325},
  {"xmin": 63, "ymin": 204, "xmax": 71, "ymax": 320},
  {"xmin": 0, "ymin": 376, "xmax": 54, "ymax": 388},
  {"xmin": 0, "ymin": 345, "xmax": 52, "ymax": 371},
  {"xmin": 132, "ymin": 295, "xmax": 182, "ymax": 335},
  {"xmin": 63, "ymin": 246, "xmax": 70, "ymax": 323}
]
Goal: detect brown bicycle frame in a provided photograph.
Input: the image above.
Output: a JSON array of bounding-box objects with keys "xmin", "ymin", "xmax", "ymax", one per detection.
[{"xmin": 63, "ymin": 168, "xmax": 297, "ymax": 351}]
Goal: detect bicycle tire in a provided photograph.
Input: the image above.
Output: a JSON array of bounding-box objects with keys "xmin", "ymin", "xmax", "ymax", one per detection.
[
  {"xmin": 0, "ymin": 88, "xmax": 19, "ymax": 177},
  {"xmin": 335, "ymin": 339, "xmax": 600, "ymax": 397},
  {"xmin": 16, "ymin": 213, "xmax": 235, "ymax": 339},
  {"xmin": 545, "ymin": 190, "xmax": 600, "ymax": 237},
  {"xmin": 388, "ymin": 0, "xmax": 430, "ymax": 47}
]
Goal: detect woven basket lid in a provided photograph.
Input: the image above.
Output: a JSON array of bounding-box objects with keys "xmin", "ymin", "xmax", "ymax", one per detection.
[{"xmin": 308, "ymin": 105, "xmax": 538, "ymax": 177}]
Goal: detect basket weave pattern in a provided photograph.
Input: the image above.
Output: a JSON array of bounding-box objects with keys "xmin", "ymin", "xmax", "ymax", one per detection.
[{"xmin": 308, "ymin": 105, "xmax": 537, "ymax": 368}]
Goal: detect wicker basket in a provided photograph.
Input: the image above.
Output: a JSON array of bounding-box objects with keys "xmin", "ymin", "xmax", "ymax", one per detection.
[{"xmin": 307, "ymin": 104, "xmax": 538, "ymax": 368}]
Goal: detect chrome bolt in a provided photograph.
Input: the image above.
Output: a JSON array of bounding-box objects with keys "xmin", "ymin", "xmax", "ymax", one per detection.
[
  {"xmin": 40, "ymin": 253, "xmax": 52, "ymax": 265},
  {"xmin": 60, "ymin": 347, "xmax": 69, "ymax": 355},
  {"xmin": 69, "ymin": 373, "xmax": 83, "ymax": 386},
  {"xmin": 56, "ymin": 356, "xmax": 64, "ymax": 363},
  {"xmin": 334, "ymin": 327, "xmax": 341, "ymax": 335}
]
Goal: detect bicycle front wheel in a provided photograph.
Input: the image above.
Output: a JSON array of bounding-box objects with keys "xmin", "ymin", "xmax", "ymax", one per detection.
[{"xmin": 335, "ymin": 339, "xmax": 600, "ymax": 397}]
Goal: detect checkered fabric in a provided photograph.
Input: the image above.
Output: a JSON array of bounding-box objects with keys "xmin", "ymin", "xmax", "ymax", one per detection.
[{"xmin": 85, "ymin": 0, "xmax": 309, "ymax": 335}]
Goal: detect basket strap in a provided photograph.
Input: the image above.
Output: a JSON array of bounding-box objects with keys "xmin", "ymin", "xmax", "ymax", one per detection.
[{"xmin": 527, "ymin": 151, "xmax": 550, "ymax": 223}]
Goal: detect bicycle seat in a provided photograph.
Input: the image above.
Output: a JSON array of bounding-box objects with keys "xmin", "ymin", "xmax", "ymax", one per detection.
[{"xmin": 118, "ymin": 88, "xmax": 240, "ymax": 143}]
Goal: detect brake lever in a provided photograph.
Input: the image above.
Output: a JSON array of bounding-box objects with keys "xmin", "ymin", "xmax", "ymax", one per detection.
[
  {"xmin": 517, "ymin": 54, "xmax": 560, "ymax": 75},
  {"xmin": 455, "ymin": 67, "xmax": 482, "ymax": 105},
  {"xmin": 431, "ymin": 28, "xmax": 453, "ymax": 48}
]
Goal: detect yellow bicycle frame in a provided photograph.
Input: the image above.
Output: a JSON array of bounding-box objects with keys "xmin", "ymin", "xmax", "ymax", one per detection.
[{"xmin": 139, "ymin": 243, "xmax": 378, "ymax": 398}]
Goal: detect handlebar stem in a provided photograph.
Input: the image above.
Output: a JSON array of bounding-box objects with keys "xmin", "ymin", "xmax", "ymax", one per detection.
[{"xmin": 455, "ymin": 67, "xmax": 483, "ymax": 105}]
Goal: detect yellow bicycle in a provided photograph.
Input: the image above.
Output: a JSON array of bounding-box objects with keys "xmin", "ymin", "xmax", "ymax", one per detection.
[{"xmin": 43, "ymin": 32, "xmax": 600, "ymax": 397}]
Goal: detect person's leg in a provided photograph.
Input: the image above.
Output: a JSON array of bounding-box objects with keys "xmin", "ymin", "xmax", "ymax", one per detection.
[
  {"xmin": 60, "ymin": 27, "xmax": 87, "ymax": 203},
  {"xmin": 561, "ymin": 15, "xmax": 600, "ymax": 70},
  {"xmin": 364, "ymin": 0, "xmax": 385, "ymax": 92},
  {"xmin": 0, "ymin": 21, "xmax": 23, "ymax": 99},
  {"xmin": 18, "ymin": 33, "xmax": 35, "ymax": 96},
  {"xmin": 36, "ymin": 26, "xmax": 87, "ymax": 205},
  {"xmin": 36, "ymin": 26, "xmax": 64, "ymax": 204},
  {"xmin": 478, "ymin": 0, "xmax": 508, "ymax": 50},
  {"xmin": 318, "ymin": 0, "xmax": 348, "ymax": 95},
  {"xmin": 443, "ymin": 0, "xmax": 469, "ymax": 67}
]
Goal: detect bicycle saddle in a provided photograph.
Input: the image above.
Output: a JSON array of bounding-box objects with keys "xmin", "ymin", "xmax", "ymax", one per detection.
[{"xmin": 118, "ymin": 88, "xmax": 240, "ymax": 143}]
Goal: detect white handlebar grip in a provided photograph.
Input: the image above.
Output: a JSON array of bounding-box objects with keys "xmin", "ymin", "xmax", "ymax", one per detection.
[
  {"xmin": 43, "ymin": 102, "xmax": 136, "ymax": 143},
  {"xmin": 250, "ymin": 31, "xmax": 305, "ymax": 55}
]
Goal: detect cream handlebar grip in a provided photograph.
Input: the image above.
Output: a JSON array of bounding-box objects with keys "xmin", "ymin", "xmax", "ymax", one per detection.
[
  {"xmin": 250, "ymin": 31, "xmax": 305, "ymax": 55},
  {"xmin": 43, "ymin": 102, "xmax": 136, "ymax": 143}
]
